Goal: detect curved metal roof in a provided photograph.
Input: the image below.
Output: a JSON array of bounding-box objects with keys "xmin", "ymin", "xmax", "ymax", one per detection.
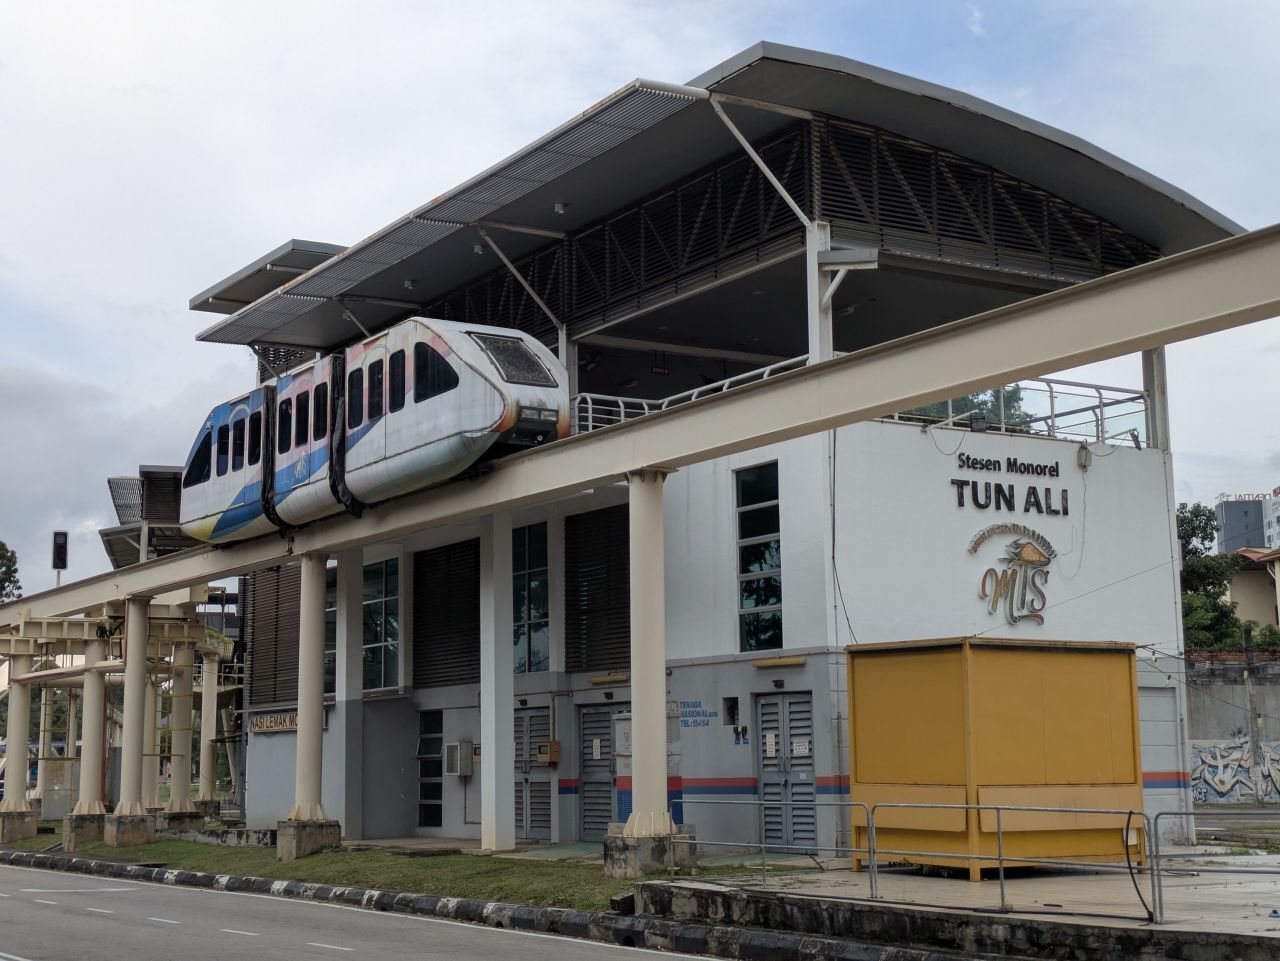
[{"xmin": 196, "ymin": 43, "xmax": 1239, "ymax": 350}]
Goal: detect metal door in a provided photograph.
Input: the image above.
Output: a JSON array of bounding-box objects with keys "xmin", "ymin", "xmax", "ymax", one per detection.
[
  {"xmin": 579, "ymin": 703, "xmax": 625, "ymax": 842},
  {"xmin": 756, "ymin": 692, "xmax": 816, "ymax": 850},
  {"xmin": 514, "ymin": 707, "xmax": 552, "ymax": 840}
]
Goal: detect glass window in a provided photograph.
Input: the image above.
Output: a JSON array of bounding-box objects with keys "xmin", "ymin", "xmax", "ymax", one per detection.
[
  {"xmin": 313, "ymin": 383, "xmax": 328, "ymax": 441},
  {"xmin": 361, "ymin": 558, "xmax": 400, "ymax": 691},
  {"xmin": 368, "ymin": 360, "xmax": 384, "ymax": 420},
  {"xmin": 231, "ymin": 418, "xmax": 246, "ymax": 472},
  {"xmin": 513, "ymin": 522, "xmax": 550, "ymax": 673},
  {"xmin": 417, "ymin": 710, "xmax": 444, "ymax": 829},
  {"xmin": 389, "ymin": 350, "xmax": 406, "ymax": 412},
  {"xmin": 414, "ymin": 342, "xmax": 460, "ymax": 402},
  {"xmin": 248, "ymin": 411, "xmax": 263, "ymax": 466},
  {"xmin": 216, "ymin": 424, "xmax": 230, "ymax": 477},
  {"xmin": 182, "ymin": 432, "xmax": 212, "ymax": 488},
  {"xmin": 324, "ymin": 565, "xmax": 337, "ymax": 697},
  {"xmin": 295, "ymin": 390, "xmax": 310, "ymax": 447},
  {"xmin": 469, "ymin": 333, "xmax": 556, "ymax": 387},
  {"xmin": 736, "ymin": 462, "xmax": 782, "ymax": 652},
  {"xmin": 277, "ymin": 398, "xmax": 293, "ymax": 453},
  {"xmin": 347, "ymin": 368, "xmax": 364, "ymax": 429}
]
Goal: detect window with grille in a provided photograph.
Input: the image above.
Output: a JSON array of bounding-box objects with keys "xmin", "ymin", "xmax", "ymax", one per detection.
[
  {"xmin": 513, "ymin": 523, "xmax": 550, "ymax": 673},
  {"xmin": 417, "ymin": 710, "xmax": 444, "ymax": 828},
  {"xmin": 362, "ymin": 558, "xmax": 400, "ymax": 691},
  {"xmin": 736, "ymin": 462, "xmax": 782, "ymax": 651}
]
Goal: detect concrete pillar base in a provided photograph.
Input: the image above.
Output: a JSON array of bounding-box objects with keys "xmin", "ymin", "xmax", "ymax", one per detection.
[
  {"xmin": 0, "ymin": 812, "xmax": 39, "ymax": 845},
  {"xmin": 62, "ymin": 814, "xmax": 105, "ymax": 852},
  {"xmin": 194, "ymin": 799, "xmax": 221, "ymax": 819},
  {"xmin": 158, "ymin": 812, "xmax": 206, "ymax": 833},
  {"xmin": 603, "ymin": 830, "xmax": 697, "ymax": 879},
  {"xmin": 276, "ymin": 819, "xmax": 341, "ymax": 862},
  {"xmin": 104, "ymin": 814, "xmax": 155, "ymax": 847}
]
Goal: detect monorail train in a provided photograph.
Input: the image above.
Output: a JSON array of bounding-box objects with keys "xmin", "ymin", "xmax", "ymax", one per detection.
[{"xmin": 180, "ymin": 318, "xmax": 569, "ymax": 544}]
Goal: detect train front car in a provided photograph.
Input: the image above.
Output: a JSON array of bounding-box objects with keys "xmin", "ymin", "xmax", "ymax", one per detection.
[
  {"xmin": 342, "ymin": 318, "xmax": 569, "ymax": 506},
  {"xmin": 179, "ymin": 388, "xmax": 278, "ymax": 543},
  {"xmin": 272, "ymin": 355, "xmax": 345, "ymax": 528}
]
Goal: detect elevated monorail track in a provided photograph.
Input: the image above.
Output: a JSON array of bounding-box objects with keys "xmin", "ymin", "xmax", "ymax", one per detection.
[{"xmin": 5, "ymin": 221, "xmax": 1280, "ymax": 624}]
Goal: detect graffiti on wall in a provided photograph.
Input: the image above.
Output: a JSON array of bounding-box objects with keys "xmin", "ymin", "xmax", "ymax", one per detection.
[{"xmin": 1190, "ymin": 736, "xmax": 1280, "ymax": 802}]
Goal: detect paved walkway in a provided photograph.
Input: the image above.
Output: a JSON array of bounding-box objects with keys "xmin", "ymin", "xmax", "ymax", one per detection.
[{"xmin": 695, "ymin": 847, "xmax": 1280, "ymax": 938}]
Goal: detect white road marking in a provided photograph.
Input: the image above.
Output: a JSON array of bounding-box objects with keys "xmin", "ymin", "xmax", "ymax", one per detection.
[
  {"xmin": 32, "ymin": 899, "xmax": 58, "ymax": 905},
  {"xmin": 306, "ymin": 944, "xmax": 354, "ymax": 952},
  {"xmin": 0, "ymin": 893, "xmax": 10, "ymax": 897},
  {"xmin": 20, "ymin": 887, "xmax": 137, "ymax": 893},
  {"xmin": 220, "ymin": 929, "xmax": 259, "ymax": 936},
  {"xmin": 0, "ymin": 949, "xmax": 41, "ymax": 961},
  {"xmin": 147, "ymin": 917, "xmax": 182, "ymax": 924},
  {"xmin": 86, "ymin": 908, "xmax": 115, "ymax": 914}
]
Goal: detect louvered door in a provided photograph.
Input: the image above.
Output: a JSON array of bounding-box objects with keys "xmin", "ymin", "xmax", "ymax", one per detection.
[
  {"xmin": 579, "ymin": 704, "xmax": 623, "ymax": 841},
  {"xmin": 513, "ymin": 707, "xmax": 552, "ymax": 840},
  {"xmin": 756, "ymin": 692, "xmax": 816, "ymax": 849}
]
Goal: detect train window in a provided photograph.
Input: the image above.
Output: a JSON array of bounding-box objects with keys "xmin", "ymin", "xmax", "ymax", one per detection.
[
  {"xmin": 348, "ymin": 368, "xmax": 364, "ymax": 429},
  {"xmin": 296, "ymin": 391, "xmax": 310, "ymax": 448},
  {"xmin": 182, "ymin": 432, "xmax": 212, "ymax": 489},
  {"xmin": 414, "ymin": 343, "xmax": 460, "ymax": 402},
  {"xmin": 216, "ymin": 425, "xmax": 230, "ymax": 477},
  {"xmin": 231, "ymin": 418, "xmax": 246, "ymax": 472},
  {"xmin": 388, "ymin": 350, "xmax": 406, "ymax": 412},
  {"xmin": 469, "ymin": 333, "xmax": 556, "ymax": 387},
  {"xmin": 278, "ymin": 398, "xmax": 293, "ymax": 454},
  {"xmin": 368, "ymin": 360, "xmax": 385, "ymax": 420},
  {"xmin": 248, "ymin": 411, "xmax": 262, "ymax": 466},
  {"xmin": 313, "ymin": 384, "xmax": 328, "ymax": 441}
]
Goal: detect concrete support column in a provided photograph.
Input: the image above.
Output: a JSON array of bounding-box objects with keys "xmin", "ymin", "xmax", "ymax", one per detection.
[
  {"xmin": 116, "ymin": 596, "xmax": 151, "ymax": 817},
  {"xmin": 73, "ymin": 640, "xmax": 106, "ymax": 815},
  {"xmin": 623, "ymin": 469, "xmax": 674, "ymax": 838},
  {"xmin": 34, "ymin": 686, "xmax": 53, "ymax": 801},
  {"xmin": 805, "ymin": 221, "xmax": 834, "ymax": 365},
  {"xmin": 142, "ymin": 679, "xmax": 161, "ymax": 809},
  {"xmin": 0, "ymin": 654, "xmax": 33, "ymax": 812},
  {"xmin": 289, "ymin": 552, "xmax": 329, "ymax": 821},
  {"xmin": 335, "ymin": 549, "xmax": 365, "ymax": 838},
  {"xmin": 1142, "ymin": 347, "xmax": 1172, "ymax": 452},
  {"xmin": 479, "ymin": 513, "xmax": 516, "ymax": 851},
  {"xmin": 197, "ymin": 655, "xmax": 220, "ymax": 803},
  {"xmin": 167, "ymin": 644, "xmax": 195, "ymax": 813}
]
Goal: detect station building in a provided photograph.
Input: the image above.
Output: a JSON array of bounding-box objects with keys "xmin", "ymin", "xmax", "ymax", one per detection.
[{"xmin": 188, "ymin": 44, "xmax": 1235, "ymax": 848}]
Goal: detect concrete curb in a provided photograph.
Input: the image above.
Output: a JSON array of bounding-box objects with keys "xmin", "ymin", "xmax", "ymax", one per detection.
[{"xmin": 0, "ymin": 850, "xmax": 959, "ymax": 961}]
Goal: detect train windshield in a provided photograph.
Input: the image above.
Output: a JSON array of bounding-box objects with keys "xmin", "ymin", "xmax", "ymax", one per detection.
[{"xmin": 469, "ymin": 333, "xmax": 556, "ymax": 388}]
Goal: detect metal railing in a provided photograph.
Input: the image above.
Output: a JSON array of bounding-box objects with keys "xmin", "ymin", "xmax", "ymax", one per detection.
[
  {"xmin": 673, "ymin": 797, "xmax": 1172, "ymax": 923},
  {"xmin": 574, "ymin": 361, "xmax": 1147, "ymax": 448},
  {"xmin": 573, "ymin": 355, "xmax": 809, "ymax": 432}
]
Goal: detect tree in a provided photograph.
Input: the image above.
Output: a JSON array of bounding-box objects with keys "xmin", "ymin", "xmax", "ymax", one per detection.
[
  {"xmin": 1175, "ymin": 502, "xmax": 1242, "ymax": 649},
  {"xmin": 0, "ymin": 540, "xmax": 19, "ymax": 603}
]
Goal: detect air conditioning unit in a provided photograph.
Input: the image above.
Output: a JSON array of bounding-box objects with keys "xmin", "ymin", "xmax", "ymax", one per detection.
[{"xmin": 445, "ymin": 740, "xmax": 474, "ymax": 777}]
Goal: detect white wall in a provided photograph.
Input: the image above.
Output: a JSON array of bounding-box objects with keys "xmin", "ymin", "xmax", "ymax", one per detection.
[{"xmin": 835, "ymin": 421, "xmax": 1182, "ymax": 653}]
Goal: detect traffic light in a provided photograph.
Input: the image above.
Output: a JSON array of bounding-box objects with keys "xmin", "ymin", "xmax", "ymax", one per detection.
[{"xmin": 52, "ymin": 530, "xmax": 68, "ymax": 570}]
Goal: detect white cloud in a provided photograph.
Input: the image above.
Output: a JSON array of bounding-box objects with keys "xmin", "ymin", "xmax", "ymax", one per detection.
[{"xmin": 966, "ymin": 3, "xmax": 988, "ymax": 37}]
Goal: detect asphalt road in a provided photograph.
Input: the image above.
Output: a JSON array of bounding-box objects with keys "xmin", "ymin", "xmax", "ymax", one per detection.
[{"xmin": 0, "ymin": 863, "xmax": 696, "ymax": 961}]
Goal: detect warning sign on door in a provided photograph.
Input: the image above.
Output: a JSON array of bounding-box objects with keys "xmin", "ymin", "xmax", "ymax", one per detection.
[
  {"xmin": 591, "ymin": 738, "xmax": 602, "ymax": 760},
  {"xmin": 765, "ymin": 732, "xmax": 777, "ymax": 758},
  {"xmin": 792, "ymin": 738, "xmax": 811, "ymax": 757}
]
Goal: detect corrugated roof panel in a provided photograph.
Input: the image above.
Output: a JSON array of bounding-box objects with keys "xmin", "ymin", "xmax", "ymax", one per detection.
[{"xmin": 107, "ymin": 477, "xmax": 143, "ymax": 525}]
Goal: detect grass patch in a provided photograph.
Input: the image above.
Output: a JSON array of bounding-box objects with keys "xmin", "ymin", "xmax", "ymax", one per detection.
[
  {"xmin": 3, "ymin": 839, "xmax": 662, "ymax": 911},
  {"xmin": 3, "ymin": 834, "xmax": 62, "ymax": 853}
]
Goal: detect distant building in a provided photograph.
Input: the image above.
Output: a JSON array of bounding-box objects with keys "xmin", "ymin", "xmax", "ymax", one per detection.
[
  {"xmin": 1215, "ymin": 495, "xmax": 1269, "ymax": 553},
  {"xmin": 1265, "ymin": 495, "xmax": 1280, "ymax": 550}
]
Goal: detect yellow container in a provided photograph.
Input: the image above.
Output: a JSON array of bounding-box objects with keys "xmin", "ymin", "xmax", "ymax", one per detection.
[{"xmin": 846, "ymin": 638, "xmax": 1145, "ymax": 880}]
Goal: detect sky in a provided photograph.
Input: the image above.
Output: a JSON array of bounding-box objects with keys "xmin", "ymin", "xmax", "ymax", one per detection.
[{"xmin": 1, "ymin": 0, "xmax": 1278, "ymax": 594}]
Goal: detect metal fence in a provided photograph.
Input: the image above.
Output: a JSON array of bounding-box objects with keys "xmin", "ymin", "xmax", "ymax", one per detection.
[
  {"xmin": 669, "ymin": 797, "xmax": 1280, "ymax": 925},
  {"xmin": 574, "ymin": 363, "xmax": 1147, "ymax": 448}
]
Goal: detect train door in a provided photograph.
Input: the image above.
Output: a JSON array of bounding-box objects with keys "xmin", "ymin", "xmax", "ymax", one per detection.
[
  {"xmin": 514, "ymin": 707, "xmax": 553, "ymax": 841},
  {"xmin": 579, "ymin": 702, "xmax": 626, "ymax": 841},
  {"xmin": 756, "ymin": 691, "xmax": 816, "ymax": 850},
  {"xmin": 274, "ymin": 367, "xmax": 314, "ymax": 506},
  {"xmin": 344, "ymin": 336, "xmax": 387, "ymax": 475}
]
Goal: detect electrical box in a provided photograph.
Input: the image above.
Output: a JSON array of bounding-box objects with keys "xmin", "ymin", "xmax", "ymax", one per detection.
[
  {"xmin": 444, "ymin": 740, "xmax": 474, "ymax": 777},
  {"xmin": 534, "ymin": 740, "xmax": 561, "ymax": 764}
]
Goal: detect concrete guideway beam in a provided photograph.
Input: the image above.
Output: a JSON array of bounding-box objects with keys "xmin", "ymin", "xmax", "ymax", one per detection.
[{"xmin": 4, "ymin": 222, "xmax": 1280, "ymax": 624}]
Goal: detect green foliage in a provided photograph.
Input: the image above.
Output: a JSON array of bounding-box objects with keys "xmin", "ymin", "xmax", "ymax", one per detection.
[
  {"xmin": 1176, "ymin": 502, "xmax": 1244, "ymax": 650},
  {"xmin": 0, "ymin": 540, "xmax": 20, "ymax": 603}
]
